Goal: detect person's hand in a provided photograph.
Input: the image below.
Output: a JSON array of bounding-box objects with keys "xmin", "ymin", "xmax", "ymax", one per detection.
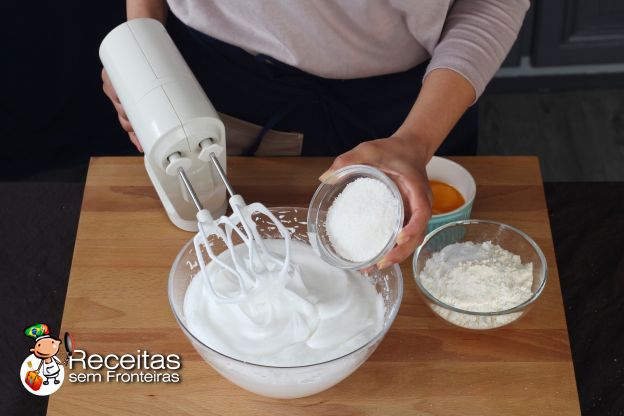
[
  {"xmin": 101, "ymin": 68, "xmax": 143, "ymax": 152},
  {"xmin": 320, "ymin": 136, "xmax": 433, "ymax": 269},
  {"xmin": 101, "ymin": 1, "xmax": 167, "ymax": 151}
]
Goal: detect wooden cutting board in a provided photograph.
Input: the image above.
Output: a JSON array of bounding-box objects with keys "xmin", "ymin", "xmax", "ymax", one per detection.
[{"xmin": 49, "ymin": 156, "xmax": 580, "ymax": 415}]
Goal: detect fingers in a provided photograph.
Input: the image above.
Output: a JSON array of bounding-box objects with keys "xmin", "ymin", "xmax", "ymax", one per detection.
[
  {"xmin": 319, "ymin": 152, "xmax": 356, "ymax": 181},
  {"xmin": 398, "ymin": 177, "xmax": 432, "ymax": 241},
  {"xmin": 128, "ymin": 132, "xmax": 143, "ymax": 153},
  {"xmin": 118, "ymin": 114, "xmax": 142, "ymax": 152},
  {"xmin": 118, "ymin": 114, "xmax": 133, "ymax": 133},
  {"xmin": 334, "ymin": 142, "xmax": 381, "ymax": 169},
  {"xmin": 319, "ymin": 141, "xmax": 381, "ymax": 181},
  {"xmin": 101, "ymin": 69, "xmax": 119, "ymax": 103},
  {"xmin": 102, "ymin": 68, "xmax": 135, "ymax": 137},
  {"xmin": 377, "ymin": 230, "xmax": 424, "ymax": 269},
  {"xmin": 111, "ymin": 98, "xmax": 128, "ymax": 121},
  {"xmin": 119, "ymin": 116, "xmax": 142, "ymax": 152},
  {"xmin": 377, "ymin": 175, "xmax": 432, "ymax": 268},
  {"xmin": 376, "ymin": 209, "xmax": 428, "ymax": 268}
]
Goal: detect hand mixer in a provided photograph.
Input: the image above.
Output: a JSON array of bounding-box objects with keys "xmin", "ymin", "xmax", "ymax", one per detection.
[
  {"xmin": 100, "ymin": 18, "xmax": 228, "ymax": 231},
  {"xmin": 100, "ymin": 19, "xmax": 296, "ymax": 301}
]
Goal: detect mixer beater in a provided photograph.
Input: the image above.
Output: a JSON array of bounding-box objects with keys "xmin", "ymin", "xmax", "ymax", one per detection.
[{"xmin": 177, "ymin": 153, "xmax": 295, "ymax": 303}]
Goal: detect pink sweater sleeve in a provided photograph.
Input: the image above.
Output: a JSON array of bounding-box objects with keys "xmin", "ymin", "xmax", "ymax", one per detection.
[{"xmin": 425, "ymin": 0, "xmax": 530, "ymax": 100}]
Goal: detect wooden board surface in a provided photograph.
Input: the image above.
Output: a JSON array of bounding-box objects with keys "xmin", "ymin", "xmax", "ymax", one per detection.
[{"xmin": 49, "ymin": 156, "xmax": 580, "ymax": 415}]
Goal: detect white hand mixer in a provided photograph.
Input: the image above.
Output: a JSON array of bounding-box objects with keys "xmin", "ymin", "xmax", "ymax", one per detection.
[
  {"xmin": 100, "ymin": 18, "xmax": 296, "ymax": 302},
  {"xmin": 100, "ymin": 18, "xmax": 228, "ymax": 231}
]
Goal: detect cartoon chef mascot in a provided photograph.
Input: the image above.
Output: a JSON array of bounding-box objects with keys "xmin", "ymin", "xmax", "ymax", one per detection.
[{"xmin": 25, "ymin": 324, "xmax": 63, "ymax": 385}]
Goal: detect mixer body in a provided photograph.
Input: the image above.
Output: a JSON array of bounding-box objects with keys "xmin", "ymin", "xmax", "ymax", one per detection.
[{"xmin": 99, "ymin": 18, "xmax": 227, "ymax": 231}]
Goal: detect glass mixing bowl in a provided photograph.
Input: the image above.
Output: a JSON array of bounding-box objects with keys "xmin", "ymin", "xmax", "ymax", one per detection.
[
  {"xmin": 413, "ymin": 220, "xmax": 547, "ymax": 330},
  {"xmin": 168, "ymin": 207, "xmax": 403, "ymax": 399}
]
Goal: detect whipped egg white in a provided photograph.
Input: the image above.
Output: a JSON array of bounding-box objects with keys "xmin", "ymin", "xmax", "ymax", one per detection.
[{"xmin": 183, "ymin": 239, "xmax": 384, "ymax": 366}]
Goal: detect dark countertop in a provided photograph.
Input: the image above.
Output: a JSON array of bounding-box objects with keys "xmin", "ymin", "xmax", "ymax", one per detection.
[
  {"xmin": 544, "ymin": 183, "xmax": 624, "ymax": 415},
  {"xmin": 1, "ymin": 181, "xmax": 622, "ymax": 415}
]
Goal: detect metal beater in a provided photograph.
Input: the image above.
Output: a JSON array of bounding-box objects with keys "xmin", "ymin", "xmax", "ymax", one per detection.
[{"xmin": 178, "ymin": 153, "xmax": 294, "ymax": 303}]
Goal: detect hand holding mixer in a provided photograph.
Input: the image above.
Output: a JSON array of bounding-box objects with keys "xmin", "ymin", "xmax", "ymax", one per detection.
[{"xmin": 100, "ymin": 19, "xmax": 296, "ymax": 301}]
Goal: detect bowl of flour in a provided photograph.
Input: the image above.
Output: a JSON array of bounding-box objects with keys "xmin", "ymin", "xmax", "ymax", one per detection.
[{"xmin": 412, "ymin": 220, "xmax": 547, "ymax": 330}]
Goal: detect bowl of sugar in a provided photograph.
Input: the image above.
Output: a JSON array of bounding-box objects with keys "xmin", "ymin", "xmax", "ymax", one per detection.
[
  {"xmin": 307, "ymin": 165, "xmax": 404, "ymax": 270},
  {"xmin": 426, "ymin": 156, "xmax": 476, "ymax": 233},
  {"xmin": 412, "ymin": 220, "xmax": 547, "ymax": 330},
  {"xmin": 169, "ymin": 207, "xmax": 403, "ymax": 398}
]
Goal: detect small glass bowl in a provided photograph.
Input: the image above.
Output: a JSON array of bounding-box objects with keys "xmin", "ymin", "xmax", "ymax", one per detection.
[
  {"xmin": 307, "ymin": 165, "xmax": 404, "ymax": 270},
  {"xmin": 412, "ymin": 220, "xmax": 547, "ymax": 330}
]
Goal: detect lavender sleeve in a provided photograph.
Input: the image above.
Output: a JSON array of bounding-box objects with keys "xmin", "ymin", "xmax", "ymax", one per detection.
[{"xmin": 424, "ymin": 0, "xmax": 530, "ymax": 100}]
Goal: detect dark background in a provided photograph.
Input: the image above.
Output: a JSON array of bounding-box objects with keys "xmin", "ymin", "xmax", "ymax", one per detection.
[
  {"xmin": 1, "ymin": 1, "xmax": 623, "ymax": 415},
  {"xmin": 1, "ymin": 1, "xmax": 138, "ymax": 182}
]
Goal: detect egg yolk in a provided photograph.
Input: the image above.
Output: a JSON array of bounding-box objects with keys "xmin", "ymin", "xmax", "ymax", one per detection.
[{"xmin": 429, "ymin": 180, "xmax": 465, "ymax": 215}]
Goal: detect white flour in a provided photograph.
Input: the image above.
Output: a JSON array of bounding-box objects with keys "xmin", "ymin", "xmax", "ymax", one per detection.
[
  {"xmin": 420, "ymin": 241, "xmax": 534, "ymax": 329},
  {"xmin": 326, "ymin": 177, "xmax": 398, "ymax": 262}
]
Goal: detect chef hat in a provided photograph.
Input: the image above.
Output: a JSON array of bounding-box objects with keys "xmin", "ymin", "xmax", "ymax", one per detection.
[{"xmin": 24, "ymin": 323, "xmax": 51, "ymax": 341}]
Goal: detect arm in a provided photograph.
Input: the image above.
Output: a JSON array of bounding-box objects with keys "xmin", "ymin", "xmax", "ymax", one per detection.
[
  {"xmin": 424, "ymin": 0, "xmax": 530, "ymax": 100},
  {"xmin": 102, "ymin": 0, "xmax": 168, "ymax": 151},
  {"xmin": 127, "ymin": 0, "xmax": 168, "ymax": 23},
  {"xmin": 325, "ymin": 0, "xmax": 529, "ymax": 268}
]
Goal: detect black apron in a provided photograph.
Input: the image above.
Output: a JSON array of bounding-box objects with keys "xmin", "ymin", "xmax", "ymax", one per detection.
[{"xmin": 166, "ymin": 13, "xmax": 478, "ymax": 157}]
